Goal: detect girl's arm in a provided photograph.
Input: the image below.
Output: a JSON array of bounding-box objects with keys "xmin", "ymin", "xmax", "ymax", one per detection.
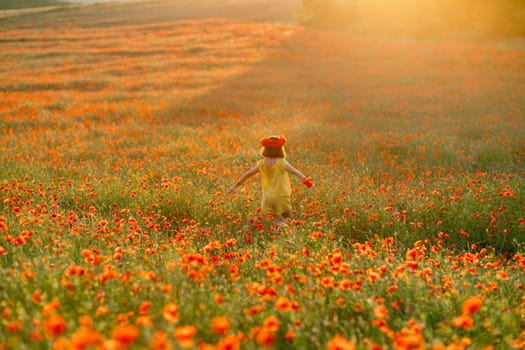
[
  {"xmin": 285, "ymin": 163, "xmax": 306, "ymax": 180},
  {"xmin": 286, "ymin": 163, "xmax": 314, "ymax": 188},
  {"xmin": 229, "ymin": 166, "xmax": 259, "ymax": 193}
]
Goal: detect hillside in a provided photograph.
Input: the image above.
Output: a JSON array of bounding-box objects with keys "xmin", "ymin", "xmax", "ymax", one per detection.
[{"xmin": 0, "ymin": 0, "xmax": 302, "ymax": 28}]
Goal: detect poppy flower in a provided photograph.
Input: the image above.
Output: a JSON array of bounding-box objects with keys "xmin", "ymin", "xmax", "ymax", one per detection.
[
  {"xmin": 174, "ymin": 325, "xmax": 197, "ymax": 349},
  {"xmin": 274, "ymin": 296, "xmax": 291, "ymax": 311},
  {"xmin": 139, "ymin": 301, "xmax": 152, "ymax": 315},
  {"xmin": 262, "ymin": 315, "xmax": 280, "ymax": 332},
  {"xmin": 451, "ymin": 314, "xmax": 474, "ymax": 329},
  {"xmin": 70, "ymin": 329, "xmax": 103, "ymax": 349},
  {"xmin": 256, "ymin": 329, "xmax": 276, "ymax": 347},
  {"xmin": 162, "ymin": 303, "xmax": 179, "ymax": 323},
  {"xmin": 302, "ymin": 177, "xmax": 314, "ymax": 188},
  {"xmin": 112, "ymin": 324, "xmax": 139, "ymax": 347},
  {"xmin": 211, "ymin": 316, "xmax": 230, "ymax": 335},
  {"xmin": 216, "ymin": 334, "xmax": 241, "ymax": 350},
  {"xmin": 214, "ymin": 293, "xmax": 224, "ymax": 304},
  {"xmin": 462, "ymin": 295, "xmax": 482, "ymax": 315},
  {"xmin": 45, "ymin": 314, "xmax": 67, "ymax": 337},
  {"xmin": 149, "ymin": 330, "xmax": 170, "ymax": 350},
  {"xmin": 6, "ymin": 320, "xmax": 23, "ymax": 333},
  {"xmin": 327, "ymin": 335, "xmax": 356, "ymax": 350}
]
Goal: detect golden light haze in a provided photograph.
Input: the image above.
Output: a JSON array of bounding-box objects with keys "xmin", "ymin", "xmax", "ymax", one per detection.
[{"xmin": 305, "ymin": 0, "xmax": 525, "ymax": 37}]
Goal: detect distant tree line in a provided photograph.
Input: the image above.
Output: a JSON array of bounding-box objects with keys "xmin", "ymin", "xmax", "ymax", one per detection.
[{"xmin": 302, "ymin": 0, "xmax": 525, "ymax": 38}]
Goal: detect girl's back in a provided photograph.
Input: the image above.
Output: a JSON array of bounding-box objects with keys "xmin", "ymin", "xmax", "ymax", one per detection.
[{"xmin": 258, "ymin": 158, "xmax": 291, "ymax": 198}]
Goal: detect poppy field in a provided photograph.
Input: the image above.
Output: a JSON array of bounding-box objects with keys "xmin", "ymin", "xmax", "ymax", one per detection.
[{"xmin": 1, "ymin": 1, "xmax": 524, "ymax": 349}]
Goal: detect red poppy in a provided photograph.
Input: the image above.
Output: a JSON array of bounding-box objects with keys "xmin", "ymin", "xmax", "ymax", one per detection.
[
  {"xmin": 302, "ymin": 177, "xmax": 314, "ymax": 188},
  {"xmin": 163, "ymin": 303, "xmax": 179, "ymax": 323},
  {"xmin": 462, "ymin": 295, "xmax": 482, "ymax": 315},
  {"xmin": 112, "ymin": 324, "xmax": 139, "ymax": 347},
  {"xmin": 45, "ymin": 314, "xmax": 67, "ymax": 337},
  {"xmin": 451, "ymin": 314, "xmax": 474, "ymax": 329},
  {"xmin": 174, "ymin": 325, "xmax": 197, "ymax": 349},
  {"xmin": 211, "ymin": 316, "xmax": 230, "ymax": 335},
  {"xmin": 327, "ymin": 335, "xmax": 356, "ymax": 350}
]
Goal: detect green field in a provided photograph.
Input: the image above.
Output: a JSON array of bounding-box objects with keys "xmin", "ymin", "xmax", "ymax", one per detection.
[
  {"xmin": 0, "ymin": 0, "xmax": 66, "ymax": 10},
  {"xmin": 1, "ymin": 1, "xmax": 524, "ymax": 349}
]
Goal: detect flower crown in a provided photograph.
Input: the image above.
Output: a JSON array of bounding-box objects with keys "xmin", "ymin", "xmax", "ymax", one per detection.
[{"xmin": 260, "ymin": 135, "xmax": 286, "ymax": 148}]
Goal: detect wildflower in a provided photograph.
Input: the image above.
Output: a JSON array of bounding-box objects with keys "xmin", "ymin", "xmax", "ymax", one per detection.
[
  {"xmin": 274, "ymin": 296, "xmax": 291, "ymax": 311},
  {"xmin": 256, "ymin": 329, "xmax": 276, "ymax": 347},
  {"xmin": 393, "ymin": 320, "xmax": 425, "ymax": 349},
  {"xmin": 339, "ymin": 279, "xmax": 353, "ymax": 291},
  {"xmin": 216, "ymin": 334, "xmax": 241, "ymax": 350},
  {"xmin": 149, "ymin": 330, "xmax": 171, "ymax": 350},
  {"xmin": 174, "ymin": 325, "xmax": 197, "ymax": 349},
  {"xmin": 45, "ymin": 314, "xmax": 67, "ymax": 337},
  {"xmin": 461, "ymin": 295, "xmax": 482, "ymax": 315},
  {"xmin": 451, "ymin": 314, "xmax": 474, "ymax": 329},
  {"xmin": 486, "ymin": 281, "xmax": 498, "ymax": 291},
  {"xmin": 161, "ymin": 284, "xmax": 173, "ymax": 293},
  {"xmin": 285, "ymin": 330, "xmax": 297, "ymax": 341},
  {"xmin": 139, "ymin": 301, "xmax": 152, "ymax": 315},
  {"xmin": 327, "ymin": 334, "xmax": 356, "ymax": 350},
  {"xmin": 42, "ymin": 299, "xmax": 60, "ymax": 317},
  {"xmin": 53, "ymin": 337, "xmax": 71, "ymax": 350},
  {"xmin": 32, "ymin": 292, "xmax": 41, "ymax": 304},
  {"xmin": 96, "ymin": 306, "xmax": 110, "ymax": 316},
  {"xmin": 112, "ymin": 324, "xmax": 139, "ymax": 347},
  {"xmin": 79, "ymin": 315, "xmax": 93, "ymax": 330},
  {"xmin": 29, "ymin": 330, "xmax": 42, "ymax": 342},
  {"xmin": 211, "ymin": 316, "xmax": 230, "ymax": 335},
  {"xmin": 496, "ymin": 269, "xmax": 509, "ymax": 280},
  {"xmin": 6, "ymin": 320, "xmax": 23, "ymax": 333},
  {"xmin": 136, "ymin": 315, "xmax": 153, "ymax": 328},
  {"xmin": 70, "ymin": 329, "xmax": 103, "ymax": 349},
  {"xmin": 302, "ymin": 247, "xmax": 309, "ymax": 257},
  {"xmin": 374, "ymin": 304, "xmax": 389, "ymax": 319},
  {"xmin": 387, "ymin": 285, "xmax": 398, "ymax": 294},
  {"xmin": 214, "ymin": 293, "xmax": 224, "ymax": 304},
  {"xmin": 263, "ymin": 315, "xmax": 280, "ymax": 332},
  {"xmin": 302, "ymin": 177, "xmax": 314, "ymax": 188},
  {"xmin": 162, "ymin": 303, "xmax": 179, "ymax": 323},
  {"xmin": 320, "ymin": 275, "xmax": 337, "ymax": 288}
]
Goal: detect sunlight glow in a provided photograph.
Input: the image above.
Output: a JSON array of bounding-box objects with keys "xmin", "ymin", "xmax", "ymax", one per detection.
[{"xmin": 313, "ymin": 0, "xmax": 520, "ymax": 37}]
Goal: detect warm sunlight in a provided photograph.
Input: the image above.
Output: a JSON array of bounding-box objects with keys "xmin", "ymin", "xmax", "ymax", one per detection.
[{"xmin": 307, "ymin": 0, "xmax": 523, "ymax": 37}]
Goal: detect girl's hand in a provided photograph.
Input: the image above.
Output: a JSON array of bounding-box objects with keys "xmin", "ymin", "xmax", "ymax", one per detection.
[
  {"xmin": 302, "ymin": 177, "xmax": 314, "ymax": 188},
  {"xmin": 228, "ymin": 184, "xmax": 238, "ymax": 193}
]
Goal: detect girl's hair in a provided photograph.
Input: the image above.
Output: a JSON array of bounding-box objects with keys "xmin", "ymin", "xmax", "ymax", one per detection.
[
  {"xmin": 261, "ymin": 145, "xmax": 286, "ymax": 158},
  {"xmin": 260, "ymin": 135, "xmax": 287, "ymax": 158}
]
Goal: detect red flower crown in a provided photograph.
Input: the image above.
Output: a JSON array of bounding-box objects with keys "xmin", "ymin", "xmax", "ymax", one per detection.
[{"xmin": 260, "ymin": 135, "xmax": 286, "ymax": 148}]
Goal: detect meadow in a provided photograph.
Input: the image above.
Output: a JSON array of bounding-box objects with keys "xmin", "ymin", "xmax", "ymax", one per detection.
[{"xmin": 1, "ymin": 1, "xmax": 524, "ymax": 349}]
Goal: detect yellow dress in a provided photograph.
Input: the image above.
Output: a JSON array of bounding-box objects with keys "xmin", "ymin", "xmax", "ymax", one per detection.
[{"xmin": 257, "ymin": 158, "xmax": 292, "ymax": 216}]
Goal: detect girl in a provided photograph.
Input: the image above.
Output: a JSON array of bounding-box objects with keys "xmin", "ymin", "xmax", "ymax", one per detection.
[{"xmin": 228, "ymin": 135, "xmax": 313, "ymax": 221}]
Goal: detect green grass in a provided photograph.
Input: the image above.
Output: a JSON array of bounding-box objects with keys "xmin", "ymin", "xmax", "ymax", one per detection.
[{"xmin": 0, "ymin": 0, "xmax": 66, "ymax": 10}]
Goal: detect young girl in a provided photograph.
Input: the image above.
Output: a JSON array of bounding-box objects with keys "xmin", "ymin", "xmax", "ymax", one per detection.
[{"xmin": 228, "ymin": 135, "xmax": 313, "ymax": 221}]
